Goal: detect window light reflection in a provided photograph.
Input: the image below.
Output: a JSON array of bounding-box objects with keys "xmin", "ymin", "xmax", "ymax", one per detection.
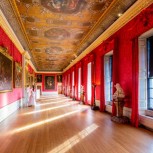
[
  {"xmin": 36, "ymin": 100, "xmax": 72, "ymax": 106},
  {"xmin": 38, "ymin": 98, "xmax": 71, "ymax": 101},
  {"xmin": 38, "ymin": 97, "xmax": 68, "ymax": 100},
  {"xmin": 24, "ymin": 102, "xmax": 79, "ymax": 115},
  {"xmin": 48, "ymin": 123, "xmax": 99, "ymax": 153},
  {"xmin": 12, "ymin": 108, "xmax": 88, "ymax": 133}
]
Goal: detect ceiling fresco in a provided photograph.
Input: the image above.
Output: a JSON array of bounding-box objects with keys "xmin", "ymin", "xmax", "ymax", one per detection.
[
  {"xmin": 41, "ymin": 0, "xmax": 87, "ymax": 14},
  {"xmin": 44, "ymin": 28, "xmax": 70, "ymax": 40},
  {"xmin": 1, "ymin": 0, "xmax": 137, "ymax": 71}
]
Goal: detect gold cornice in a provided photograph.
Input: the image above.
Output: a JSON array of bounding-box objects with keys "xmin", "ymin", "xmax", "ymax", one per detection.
[
  {"xmin": 63, "ymin": 0, "xmax": 153, "ymax": 72},
  {"xmin": 8, "ymin": 0, "xmax": 32, "ymax": 50},
  {"xmin": 24, "ymin": 51, "xmax": 31, "ymax": 60},
  {"xmin": 35, "ymin": 71, "xmax": 63, "ymax": 74},
  {"xmin": 73, "ymin": 0, "xmax": 117, "ymax": 54},
  {"xmin": 0, "ymin": 10, "xmax": 24, "ymax": 54},
  {"xmin": 0, "ymin": 8, "xmax": 37, "ymax": 72}
]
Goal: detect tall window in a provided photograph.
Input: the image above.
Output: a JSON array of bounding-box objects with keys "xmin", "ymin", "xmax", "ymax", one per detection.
[
  {"xmin": 87, "ymin": 62, "xmax": 92, "ymax": 104},
  {"xmin": 72, "ymin": 71, "xmax": 74, "ymax": 98},
  {"xmin": 104, "ymin": 52, "xmax": 113, "ymax": 105},
  {"xmin": 68, "ymin": 74, "xmax": 70, "ymax": 96},
  {"xmin": 147, "ymin": 36, "xmax": 153, "ymax": 110},
  {"xmin": 78, "ymin": 68, "xmax": 81, "ymax": 99}
]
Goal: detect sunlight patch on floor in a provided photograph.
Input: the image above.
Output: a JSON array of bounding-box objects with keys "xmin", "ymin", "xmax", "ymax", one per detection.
[
  {"xmin": 11, "ymin": 107, "xmax": 88, "ymax": 133},
  {"xmin": 48, "ymin": 123, "xmax": 99, "ymax": 153},
  {"xmin": 23, "ymin": 102, "xmax": 79, "ymax": 115}
]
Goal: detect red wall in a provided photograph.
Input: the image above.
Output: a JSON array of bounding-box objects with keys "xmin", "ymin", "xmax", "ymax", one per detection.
[
  {"xmin": 63, "ymin": 4, "xmax": 153, "ymax": 109},
  {"xmin": 36, "ymin": 73, "xmax": 58, "ymax": 92},
  {"xmin": 28, "ymin": 64, "xmax": 35, "ymax": 75},
  {"xmin": 0, "ymin": 28, "xmax": 22, "ymax": 108}
]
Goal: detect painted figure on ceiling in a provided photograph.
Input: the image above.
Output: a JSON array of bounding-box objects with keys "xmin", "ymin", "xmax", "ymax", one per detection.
[
  {"xmin": 41, "ymin": 0, "xmax": 86, "ymax": 14},
  {"xmin": 49, "ymin": 0, "xmax": 78, "ymax": 11}
]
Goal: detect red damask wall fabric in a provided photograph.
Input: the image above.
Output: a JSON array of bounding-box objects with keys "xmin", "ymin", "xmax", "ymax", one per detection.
[
  {"xmin": 0, "ymin": 28, "xmax": 22, "ymax": 63},
  {"xmin": 0, "ymin": 28, "xmax": 22, "ymax": 108},
  {"xmin": 28, "ymin": 64, "xmax": 34, "ymax": 74},
  {"xmin": 131, "ymin": 37, "xmax": 139, "ymax": 127},
  {"xmin": 63, "ymin": 4, "xmax": 153, "ymax": 126}
]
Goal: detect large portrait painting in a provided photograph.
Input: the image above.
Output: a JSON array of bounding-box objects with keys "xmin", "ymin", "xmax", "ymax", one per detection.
[
  {"xmin": 0, "ymin": 47, "xmax": 13, "ymax": 92},
  {"xmin": 45, "ymin": 75, "xmax": 55, "ymax": 90},
  {"xmin": 41, "ymin": 0, "xmax": 86, "ymax": 14},
  {"xmin": 14, "ymin": 62, "xmax": 22, "ymax": 88},
  {"xmin": 37, "ymin": 74, "xmax": 42, "ymax": 82}
]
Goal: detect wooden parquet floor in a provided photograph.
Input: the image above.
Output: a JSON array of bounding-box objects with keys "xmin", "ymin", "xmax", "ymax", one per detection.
[{"xmin": 0, "ymin": 95, "xmax": 153, "ymax": 153}]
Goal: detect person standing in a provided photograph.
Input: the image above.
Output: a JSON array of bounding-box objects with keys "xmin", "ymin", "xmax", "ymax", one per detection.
[{"xmin": 28, "ymin": 85, "xmax": 35, "ymax": 107}]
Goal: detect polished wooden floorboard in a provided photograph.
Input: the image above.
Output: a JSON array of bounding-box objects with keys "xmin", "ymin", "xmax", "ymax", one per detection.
[{"xmin": 0, "ymin": 95, "xmax": 153, "ymax": 153}]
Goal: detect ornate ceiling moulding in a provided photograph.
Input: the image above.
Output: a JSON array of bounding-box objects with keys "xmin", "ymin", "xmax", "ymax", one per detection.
[
  {"xmin": 46, "ymin": 58, "xmax": 57, "ymax": 61},
  {"xmin": 63, "ymin": 0, "xmax": 153, "ymax": 72},
  {"xmin": 9, "ymin": 0, "xmax": 139, "ymax": 72},
  {"xmin": 36, "ymin": 71, "xmax": 63, "ymax": 73},
  {"xmin": 0, "ymin": 0, "xmax": 29, "ymax": 51},
  {"xmin": 6, "ymin": 0, "xmax": 38, "ymax": 70},
  {"xmin": 72, "ymin": 0, "xmax": 115, "ymax": 55},
  {"xmin": 44, "ymin": 28, "xmax": 70, "ymax": 40},
  {"xmin": 34, "ymin": 48, "xmax": 41, "ymax": 52},
  {"xmin": 8, "ymin": 0, "xmax": 32, "ymax": 49},
  {"xmin": 45, "ymin": 46, "xmax": 63, "ymax": 54},
  {"xmin": 0, "ymin": 10, "xmax": 24, "ymax": 54},
  {"xmin": 25, "ymin": 16, "xmax": 35, "ymax": 22},
  {"xmin": 46, "ymin": 18, "xmax": 72, "ymax": 26}
]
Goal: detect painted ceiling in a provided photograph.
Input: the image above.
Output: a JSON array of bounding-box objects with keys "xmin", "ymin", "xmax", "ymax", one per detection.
[{"xmin": 0, "ymin": 0, "xmax": 137, "ymax": 72}]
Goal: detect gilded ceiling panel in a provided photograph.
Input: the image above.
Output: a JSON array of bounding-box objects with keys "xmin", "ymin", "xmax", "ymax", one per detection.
[{"xmin": 9, "ymin": 0, "xmax": 137, "ymax": 71}]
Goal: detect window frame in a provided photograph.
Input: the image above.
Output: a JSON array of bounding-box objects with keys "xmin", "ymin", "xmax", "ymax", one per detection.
[
  {"xmin": 104, "ymin": 51, "xmax": 113, "ymax": 105},
  {"xmin": 147, "ymin": 37, "xmax": 153, "ymax": 110}
]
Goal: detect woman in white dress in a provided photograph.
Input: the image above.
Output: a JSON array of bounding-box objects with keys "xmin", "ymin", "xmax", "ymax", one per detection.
[{"xmin": 28, "ymin": 85, "xmax": 35, "ymax": 107}]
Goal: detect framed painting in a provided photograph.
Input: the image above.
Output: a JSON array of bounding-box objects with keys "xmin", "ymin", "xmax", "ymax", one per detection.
[
  {"xmin": 37, "ymin": 74, "xmax": 42, "ymax": 82},
  {"xmin": 28, "ymin": 75, "xmax": 31, "ymax": 86},
  {"xmin": 25, "ymin": 69, "xmax": 29, "ymax": 86},
  {"xmin": 44, "ymin": 75, "xmax": 55, "ymax": 90},
  {"xmin": 0, "ymin": 47, "xmax": 13, "ymax": 92},
  {"xmin": 57, "ymin": 75, "xmax": 62, "ymax": 82},
  {"xmin": 14, "ymin": 62, "xmax": 22, "ymax": 88},
  {"xmin": 30, "ymin": 74, "xmax": 34, "ymax": 86}
]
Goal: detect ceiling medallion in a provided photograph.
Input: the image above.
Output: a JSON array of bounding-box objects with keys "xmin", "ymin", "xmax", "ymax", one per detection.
[
  {"xmin": 44, "ymin": 28, "xmax": 70, "ymax": 40},
  {"xmin": 45, "ymin": 46, "xmax": 63, "ymax": 54},
  {"xmin": 41, "ymin": 0, "xmax": 86, "ymax": 14}
]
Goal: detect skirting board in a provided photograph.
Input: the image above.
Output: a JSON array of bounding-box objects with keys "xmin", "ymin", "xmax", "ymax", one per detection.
[
  {"xmin": 0, "ymin": 98, "xmax": 23, "ymax": 123},
  {"xmin": 42, "ymin": 91, "xmax": 58, "ymax": 95},
  {"xmin": 139, "ymin": 115, "xmax": 153, "ymax": 130},
  {"xmin": 105, "ymin": 105, "xmax": 132, "ymax": 119},
  {"xmin": 105, "ymin": 105, "xmax": 153, "ymax": 130},
  {"xmin": 105, "ymin": 105, "xmax": 112, "ymax": 114}
]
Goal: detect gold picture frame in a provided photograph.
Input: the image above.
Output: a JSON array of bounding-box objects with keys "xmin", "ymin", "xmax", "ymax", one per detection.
[
  {"xmin": 25, "ymin": 69, "xmax": 30, "ymax": 87},
  {"xmin": 14, "ymin": 62, "xmax": 22, "ymax": 88},
  {"xmin": 0, "ymin": 46, "xmax": 13, "ymax": 93},
  {"xmin": 30, "ymin": 74, "xmax": 34, "ymax": 86},
  {"xmin": 44, "ymin": 75, "xmax": 55, "ymax": 90}
]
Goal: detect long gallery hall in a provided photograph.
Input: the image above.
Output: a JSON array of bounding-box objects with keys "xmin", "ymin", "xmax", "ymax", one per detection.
[
  {"xmin": 0, "ymin": 95, "xmax": 152, "ymax": 153},
  {"xmin": 1, "ymin": 0, "xmax": 153, "ymax": 153}
]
